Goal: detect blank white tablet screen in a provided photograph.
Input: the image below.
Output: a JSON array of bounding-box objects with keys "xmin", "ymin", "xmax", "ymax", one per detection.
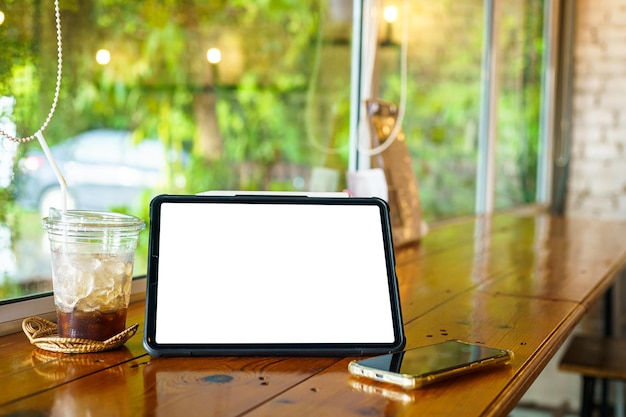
[{"xmin": 154, "ymin": 202, "xmax": 396, "ymax": 344}]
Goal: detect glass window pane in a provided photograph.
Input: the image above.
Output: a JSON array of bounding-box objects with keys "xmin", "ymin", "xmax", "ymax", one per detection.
[
  {"xmin": 495, "ymin": 0, "xmax": 544, "ymax": 209},
  {"xmin": 0, "ymin": 1, "xmax": 353, "ymax": 302},
  {"xmin": 375, "ymin": 1, "xmax": 484, "ymax": 221}
]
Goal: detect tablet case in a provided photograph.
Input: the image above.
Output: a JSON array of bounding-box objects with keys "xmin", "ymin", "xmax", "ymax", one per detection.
[{"xmin": 144, "ymin": 194, "xmax": 405, "ymax": 356}]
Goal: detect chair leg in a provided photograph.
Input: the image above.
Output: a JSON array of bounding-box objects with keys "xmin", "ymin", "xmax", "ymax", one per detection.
[
  {"xmin": 600, "ymin": 378, "xmax": 610, "ymax": 416},
  {"xmin": 581, "ymin": 376, "xmax": 595, "ymax": 417},
  {"xmin": 616, "ymin": 380, "xmax": 625, "ymax": 417}
]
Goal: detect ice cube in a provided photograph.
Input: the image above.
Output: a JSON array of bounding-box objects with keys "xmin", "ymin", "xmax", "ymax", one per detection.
[{"xmin": 53, "ymin": 251, "xmax": 135, "ymax": 312}]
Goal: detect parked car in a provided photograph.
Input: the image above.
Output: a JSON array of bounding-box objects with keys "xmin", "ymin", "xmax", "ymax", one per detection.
[{"xmin": 15, "ymin": 129, "xmax": 187, "ymax": 215}]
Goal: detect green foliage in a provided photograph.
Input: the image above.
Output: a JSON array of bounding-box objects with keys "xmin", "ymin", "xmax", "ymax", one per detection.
[
  {"xmin": 494, "ymin": 0, "xmax": 544, "ymax": 208},
  {"xmin": 0, "ymin": 0, "xmax": 549, "ymax": 300},
  {"xmin": 219, "ymin": 80, "xmax": 306, "ymax": 163},
  {"xmin": 1, "ymin": 0, "xmax": 544, "ymax": 223},
  {"xmin": 377, "ymin": 1, "xmax": 544, "ymax": 219}
]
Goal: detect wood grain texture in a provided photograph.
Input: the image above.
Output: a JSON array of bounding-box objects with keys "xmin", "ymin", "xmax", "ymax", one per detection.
[
  {"xmin": 0, "ymin": 300, "xmax": 148, "ymax": 407},
  {"xmin": 1, "ymin": 210, "xmax": 626, "ymax": 417}
]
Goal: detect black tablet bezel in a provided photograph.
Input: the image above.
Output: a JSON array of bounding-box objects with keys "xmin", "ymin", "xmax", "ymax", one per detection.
[{"xmin": 143, "ymin": 194, "xmax": 405, "ymax": 356}]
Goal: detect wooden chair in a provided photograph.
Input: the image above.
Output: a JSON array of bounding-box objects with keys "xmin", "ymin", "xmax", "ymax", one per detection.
[{"xmin": 559, "ymin": 335, "xmax": 626, "ymax": 417}]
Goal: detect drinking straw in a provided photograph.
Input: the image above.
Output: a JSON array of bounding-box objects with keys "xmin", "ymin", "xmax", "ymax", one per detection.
[{"xmin": 35, "ymin": 130, "xmax": 67, "ymax": 213}]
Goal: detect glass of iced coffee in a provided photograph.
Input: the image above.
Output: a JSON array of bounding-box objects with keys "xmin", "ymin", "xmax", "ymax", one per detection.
[{"xmin": 43, "ymin": 209, "xmax": 145, "ymax": 341}]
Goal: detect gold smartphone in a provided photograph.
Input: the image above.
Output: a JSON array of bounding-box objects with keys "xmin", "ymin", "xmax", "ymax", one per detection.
[{"xmin": 348, "ymin": 340, "xmax": 513, "ymax": 389}]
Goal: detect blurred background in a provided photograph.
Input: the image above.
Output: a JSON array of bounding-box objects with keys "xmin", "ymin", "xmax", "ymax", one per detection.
[{"xmin": 0, "ymin": 0, "xmax": 544, "ymax": 300}]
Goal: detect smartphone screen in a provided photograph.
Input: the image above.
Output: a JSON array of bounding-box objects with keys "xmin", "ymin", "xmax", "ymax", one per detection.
[{"xmin": 348, "ymin": 340, "xmax": 513, "ymax": 389}]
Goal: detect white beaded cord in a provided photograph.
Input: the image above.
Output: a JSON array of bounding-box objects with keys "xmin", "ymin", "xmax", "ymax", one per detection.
[{"xmin": 0, "ymin": 0, "xmax": 63, "ymax": 143}]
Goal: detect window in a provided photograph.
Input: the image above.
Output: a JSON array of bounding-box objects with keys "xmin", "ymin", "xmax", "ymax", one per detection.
[
  {"xmin": 494, "ymin": 1, "xmax": 544, "ymax": 210},
  {"xmin": 371, "ymin": 0, "xmax": 546, "ymax": 219},
  {"xmin": 0, "ymin": 0, "xmax": 553, "ymax": 312},
  {"xmin": 373, "ymin": 0, "xmax": 485, "ymax": 220},
  {"xmin": 0, "ymin": 0, "xmax": 353, "ymax": 303}
]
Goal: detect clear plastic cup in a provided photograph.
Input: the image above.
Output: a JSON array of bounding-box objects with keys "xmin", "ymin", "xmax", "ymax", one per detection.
[{"xmin": 42, "ymin": 209, "xmax": 145, "ymax": 341}]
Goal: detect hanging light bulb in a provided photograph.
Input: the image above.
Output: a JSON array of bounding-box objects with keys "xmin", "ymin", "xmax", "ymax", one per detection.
[
  {"xmin": 207, "ymin": 48, "xmax": 222, "ymax": 65},
  {"xmin": 95, "ymin": 49, "xmax": 111, "ymax": 65},
  {"xmin": 383, "ymin": 5, "xmax": 398, "ymax": 23}
]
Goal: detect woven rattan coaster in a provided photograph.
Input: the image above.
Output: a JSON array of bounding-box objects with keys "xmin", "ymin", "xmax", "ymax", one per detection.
[{"xmin": 22, "ymin": 316, "xmax": 138, "ymax": 353}]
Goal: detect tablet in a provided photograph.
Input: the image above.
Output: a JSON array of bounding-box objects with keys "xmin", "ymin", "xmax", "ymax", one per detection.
[{"xmin": 144, "ymin": 194, "xmax": 405, "ymax": 356}]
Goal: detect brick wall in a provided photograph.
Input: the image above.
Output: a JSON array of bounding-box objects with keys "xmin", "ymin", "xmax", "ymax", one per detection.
[{"xmin": 567, "ymin": 0, "xmax": 626, "ymax": 219}]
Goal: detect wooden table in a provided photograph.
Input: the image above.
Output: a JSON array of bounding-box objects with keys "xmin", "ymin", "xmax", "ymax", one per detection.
[{"xmin": 2, "ymin": 210, "xmax": 626, "ymax": 417}]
